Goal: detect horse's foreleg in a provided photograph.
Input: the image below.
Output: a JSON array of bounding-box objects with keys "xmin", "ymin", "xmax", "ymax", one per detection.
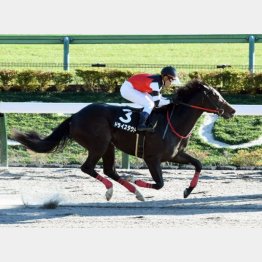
[
  {"xmin": 102, "ymin": 144, "xmax": 144, "ymax": 201},
  {"xmin": 172, "ymin": 151, "xmax": 202, "ymax": 198}
]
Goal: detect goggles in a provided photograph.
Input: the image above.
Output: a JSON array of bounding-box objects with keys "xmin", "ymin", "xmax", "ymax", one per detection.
[
  {"xmin": 166, "ymin": 75, "xmax": 180, "ymax": 85},
  {"xmin": 167, "ymin": 75, "xmax": 176, "ymax": 81}
]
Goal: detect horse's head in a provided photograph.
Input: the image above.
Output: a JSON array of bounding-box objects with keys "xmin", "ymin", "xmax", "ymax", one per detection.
[
  {"xmin": 173, "ymin": 80, "xmax": 236, "ymax": 119},
  {"xmin": 201, "ymin": 84, "xmax": 236, "ymax": 119}
]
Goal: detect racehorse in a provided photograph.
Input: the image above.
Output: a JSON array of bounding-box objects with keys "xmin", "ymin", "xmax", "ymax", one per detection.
[{"xmin": 12, "ymin": 80, "xmax": 236, "ymax": 201}]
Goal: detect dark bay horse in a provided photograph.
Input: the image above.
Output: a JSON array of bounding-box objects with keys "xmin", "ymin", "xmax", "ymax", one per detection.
[{"xmin": 13, "ymin": 80, "xmax": 236, "ymax": 201}]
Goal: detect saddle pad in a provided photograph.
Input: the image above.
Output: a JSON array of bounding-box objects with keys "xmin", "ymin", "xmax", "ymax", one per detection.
[{"xmin": 113, "ymin": 107, "xmax": 139, "ymax": 133}]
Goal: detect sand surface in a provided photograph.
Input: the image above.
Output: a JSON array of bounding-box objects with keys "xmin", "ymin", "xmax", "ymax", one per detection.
[{"xmin": 0, "ymin": 167, "xmax": 261, "ymax": 228}]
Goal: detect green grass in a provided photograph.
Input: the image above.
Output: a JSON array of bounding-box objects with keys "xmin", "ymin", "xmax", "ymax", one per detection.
[
  {"xmin": 213, "ymin": 116, "xmax": 262, "ymax": 144},
  {"xmin": 7, "ymin": 113, "xmax": 262, "ymax": 167},
  {"xmin": 1, "ymin": 43, "xmax": 262, "ymax": 68},
  {"xmin": 8, "ymin": 114, "xmax": 87, "ymax": 166}
]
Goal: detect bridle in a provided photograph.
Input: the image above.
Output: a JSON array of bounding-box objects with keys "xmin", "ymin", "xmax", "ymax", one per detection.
[
  {"xmin": 166, "ymin": 89, "xmax": 225, "ymax": 140},
  {"xmin": 176, "ymin": 89, "xmax": 225, "ymax": 115}
]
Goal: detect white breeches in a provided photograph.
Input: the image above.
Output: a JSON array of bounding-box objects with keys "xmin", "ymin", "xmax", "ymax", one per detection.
[
  {"xmin": 120, "ymin": 81, "xmax": 170, "ymax": 114},
  {"xmin": 120, "ymin": 81, "xmax": 155, "ymax": 114}
]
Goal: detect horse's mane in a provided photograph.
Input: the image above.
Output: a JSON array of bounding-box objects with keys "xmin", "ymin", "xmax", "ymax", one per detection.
[
  {"xmin": 151, "ymin": 80, "xmax": 207, "ymax": 113},
  {"xmin": 152, "ymin": 80, "xmax": 207, "ymax": 113},
  {"xmin": 175, "ymin": 79, "xmax": 206, "ymax": 100}
]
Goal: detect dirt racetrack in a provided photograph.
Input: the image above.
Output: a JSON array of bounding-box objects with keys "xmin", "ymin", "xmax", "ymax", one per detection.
[{"xmin": 0, "ymin": 167, "xmax": 261, "ymax": 228}]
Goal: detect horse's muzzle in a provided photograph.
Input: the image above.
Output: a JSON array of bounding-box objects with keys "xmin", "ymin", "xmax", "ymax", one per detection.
[{"xmin": 222, "ymin": 106, "xmax": 236, "ymax": 119}]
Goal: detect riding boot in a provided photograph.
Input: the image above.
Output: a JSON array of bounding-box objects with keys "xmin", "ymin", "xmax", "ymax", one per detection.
[{"xmin": 137, "ymin": 112, "xmax": 154, "ymax": 132}]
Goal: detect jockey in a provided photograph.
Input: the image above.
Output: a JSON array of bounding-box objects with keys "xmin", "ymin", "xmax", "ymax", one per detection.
[{"xmin": 120, "ymin": 65, "xmax": 179, "ymax": 132}]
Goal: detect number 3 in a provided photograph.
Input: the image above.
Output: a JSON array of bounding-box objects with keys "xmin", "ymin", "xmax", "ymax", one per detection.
[{"xmin": 119, "ymin": 109, "xmax": 132, "ymax": 123}]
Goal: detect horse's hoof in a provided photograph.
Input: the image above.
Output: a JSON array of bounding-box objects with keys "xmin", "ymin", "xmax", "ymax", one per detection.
[
  {"xmin": 106, "ymin": 187, "xmax": 113, "ymax": 201},
  {"xmin": 183, "ymin": 187, "xmax": 193, "ymax": 198},
  {"xmin": 183, "ymin": 189, "xmax": 189, "ymax": 198},
  {"xmin": 135, "ymin": 189, "xmax": 145, "ymax": 201}
]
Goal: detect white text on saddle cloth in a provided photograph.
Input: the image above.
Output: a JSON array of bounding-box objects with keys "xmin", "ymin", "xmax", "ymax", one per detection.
[{"xmin": 114, "ymin": 109, "xmax": 137, "ymax": 133}]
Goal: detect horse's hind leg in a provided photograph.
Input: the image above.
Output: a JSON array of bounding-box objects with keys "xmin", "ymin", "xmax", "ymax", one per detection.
[
  {"xmin": 102, "ymin": 143, "xmax": 144, "ymax": 201},
  {"xmin": 81, "ymin": 150, "xmax": 113, "ymax": 201}
]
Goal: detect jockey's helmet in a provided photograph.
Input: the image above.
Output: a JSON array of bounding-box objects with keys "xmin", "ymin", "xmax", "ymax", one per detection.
[{"xmin": 161, "ymin": 66, "xmax": 177, "ymax": 78}]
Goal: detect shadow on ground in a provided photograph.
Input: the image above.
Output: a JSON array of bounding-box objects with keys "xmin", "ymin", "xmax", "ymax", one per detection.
[{"xmin": 0, "ymin": 193, "xmax": 261, "ymax": 225}]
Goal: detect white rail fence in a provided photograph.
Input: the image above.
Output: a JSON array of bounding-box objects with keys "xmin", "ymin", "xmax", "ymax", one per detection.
[{"xmin": 1, "ymin": 102, "xmax": 261, "ymax": 114}]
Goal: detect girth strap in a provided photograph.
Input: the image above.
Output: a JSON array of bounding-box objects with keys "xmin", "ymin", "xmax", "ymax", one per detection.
[{"xmin": 135, "ymin": 133, "xmax": 145, "ymax": 158}]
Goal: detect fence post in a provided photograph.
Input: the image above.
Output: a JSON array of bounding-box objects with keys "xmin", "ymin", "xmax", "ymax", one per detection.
[
  {"xmin": 249, "ymin": 35, "xmax": 255, "ymax": 73},
  {"xmin": 121, "ymin": 152, "xmax": 130, "ymax": 169},
  {"xmin": 63, "ymin": 36, "xmax": 70, "ymax": 71},
  {"xmin": 0, "ymin": 113, "xmax": 8, "ymax": 167}
]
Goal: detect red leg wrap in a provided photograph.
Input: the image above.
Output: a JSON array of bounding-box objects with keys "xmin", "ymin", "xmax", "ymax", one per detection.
[
  {"xmin": 190, "ymin": 172, "xmax": 200, "ymax": 188},
  {"xmin": 117, "ymin": 179, "xmax": 136, "ymax": 193},
  {"xmin": 96, "ymin": 174, "xmax": 113, "ymax": 189},
  {"xmin": 135, "ymin": 180, "xmax": 153, "ymax": 188}
]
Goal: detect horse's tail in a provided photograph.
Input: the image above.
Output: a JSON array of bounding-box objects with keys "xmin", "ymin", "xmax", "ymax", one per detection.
[{"xmin": 12, "ymin": 117, "xmax": 72, "ymax": 153}]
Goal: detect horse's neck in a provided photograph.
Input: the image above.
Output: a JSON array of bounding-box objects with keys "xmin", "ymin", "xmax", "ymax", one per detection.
[{"xmin": 172, "ymin": 105, "xmax": 203, "ymax": 135}]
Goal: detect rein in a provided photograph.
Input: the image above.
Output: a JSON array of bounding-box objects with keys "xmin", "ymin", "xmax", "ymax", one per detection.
[
  {"xmin": 179, "ymin": 102, "xmax": 222, "ymax": 114},
  {"xmin": 166, "ymin": 109, "xmax": 192, "ymax": 139},
  {"xmin": 166, "ymin": 101, "xmax": 222, "ymax": 140}
]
